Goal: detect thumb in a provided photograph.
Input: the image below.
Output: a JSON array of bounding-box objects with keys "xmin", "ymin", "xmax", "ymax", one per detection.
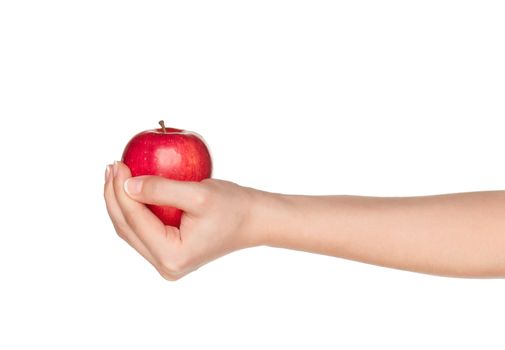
[{"xmin": 124, "ymin": 175, "xmax": 205, "ymax": 214}]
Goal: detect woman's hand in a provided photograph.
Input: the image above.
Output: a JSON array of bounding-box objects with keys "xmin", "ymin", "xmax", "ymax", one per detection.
[
  {"xmin": 104, "ymin": 161, "xmax": 505, "ymax": 279},
  {"xmin": 103, "ymin": 161, "xmax": 266, "ymax": 280}
]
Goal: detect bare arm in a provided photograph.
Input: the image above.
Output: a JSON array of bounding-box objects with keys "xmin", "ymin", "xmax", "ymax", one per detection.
[
  {"xmin": 256, "ymin": 190, "xmax": 505, "ymax": 277},
  {"xmin": 105, "ymin": 162, "xmax": 505, "ymax": 279}
]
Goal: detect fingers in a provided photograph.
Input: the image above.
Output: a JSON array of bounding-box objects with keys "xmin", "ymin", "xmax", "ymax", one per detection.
[
  {"xmin": 103, "ymin": 164, "xmax": 159, "ymax": 268},
  {"xmin": 123, "ymin": 175, "xmax": 207, "ymax": 215},
  {"xmin": 111, "ymin": 161, "xmax": 181, "ymax": 259}
]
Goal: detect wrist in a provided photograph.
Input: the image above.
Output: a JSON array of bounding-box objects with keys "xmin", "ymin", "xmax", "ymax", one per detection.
[{"xmin": 246, "ymin": 188, "xmax": 294, "ymax": 248}]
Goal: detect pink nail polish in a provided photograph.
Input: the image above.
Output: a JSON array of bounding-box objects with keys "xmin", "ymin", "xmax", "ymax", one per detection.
[
  {"xmin": 113, "ymin": 161, "xmax": 119, "ymax": 176},
  {"xmin": 105, "ymin": 165, "xmax": 111, "ymax": 182}
]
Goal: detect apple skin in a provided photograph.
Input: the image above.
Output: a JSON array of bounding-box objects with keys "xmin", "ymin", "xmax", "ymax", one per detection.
[{"xmin": 121, "ymin": 126, "xmax": 212, "ymax": 228}]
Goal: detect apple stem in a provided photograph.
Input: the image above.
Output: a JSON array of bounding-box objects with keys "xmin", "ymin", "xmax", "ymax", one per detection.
[{"xmin": 159, "ymin": 120, "xmax": 166, "ymax": 133}]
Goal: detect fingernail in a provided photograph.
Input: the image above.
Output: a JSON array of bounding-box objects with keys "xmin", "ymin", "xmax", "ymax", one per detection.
[
  {"xmin": 124, "ymin": 178, "xmax": 142, "ymax": 196},
  {"xmin": 105, "ymin": 165, "xmax": 111, "ymax": 182},
  {"xmin": 113, "ymin": 161, "xmax": 119, "ymax": 176}
]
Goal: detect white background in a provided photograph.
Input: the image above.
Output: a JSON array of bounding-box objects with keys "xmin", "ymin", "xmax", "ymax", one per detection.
[{"xmin": 1, "ymin": 1, "xmax": 504, "ymax": 349}]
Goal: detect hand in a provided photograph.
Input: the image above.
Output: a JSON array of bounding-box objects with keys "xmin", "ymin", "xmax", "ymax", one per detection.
[{"xmin": 103, "ymin": 161, "xmax": 264, "ymax": 280}]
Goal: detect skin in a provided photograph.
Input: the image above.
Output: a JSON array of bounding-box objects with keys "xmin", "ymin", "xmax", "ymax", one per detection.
[{"xmin": 104, "ymin": 161, "xmax": 505, "ymax": 280}]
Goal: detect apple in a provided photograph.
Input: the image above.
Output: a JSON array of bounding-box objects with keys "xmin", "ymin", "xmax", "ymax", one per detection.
[{"xmin": 121, "ymin": 120, "xmax": 212, "ymax": 227}]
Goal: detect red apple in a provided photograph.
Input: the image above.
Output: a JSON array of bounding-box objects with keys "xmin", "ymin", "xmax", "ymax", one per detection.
[{"xmin": 121, "ymin": 120, "xmax": 212, "ymax": 227}]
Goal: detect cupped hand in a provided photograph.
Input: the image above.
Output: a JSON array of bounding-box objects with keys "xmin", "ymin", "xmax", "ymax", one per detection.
[{"xmin": 103, "ymin": 161, "xmax": 265, "ymax": 280}]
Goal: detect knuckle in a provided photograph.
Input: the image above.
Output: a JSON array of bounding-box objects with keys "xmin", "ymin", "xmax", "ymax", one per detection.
[
  {"xmin": 122, "ymin": 209, "xmax": 137, "ymax": 225},
  {"xmin": 194, "ymin": 186, "xmax": 211, "ymax": 209},
  {"xmin": 160, "ymin": 255, "xmax": 188, "ymax": 276},
  {"xmin": 158, "ymin": 269, "xmax": 180, "ymax": 281},
  {"xmin": 200, "ymin": 178, "xmax": 214, "ymax": 186},
  {"xmin": 113, "ymin": 225, "xmax": 128, "ymax": 240}
]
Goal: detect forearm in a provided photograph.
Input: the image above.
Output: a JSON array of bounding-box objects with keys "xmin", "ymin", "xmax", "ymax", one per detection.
[{"xmin": 253, "ymin": 190, "xmax": 505, "ymax": 278}]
